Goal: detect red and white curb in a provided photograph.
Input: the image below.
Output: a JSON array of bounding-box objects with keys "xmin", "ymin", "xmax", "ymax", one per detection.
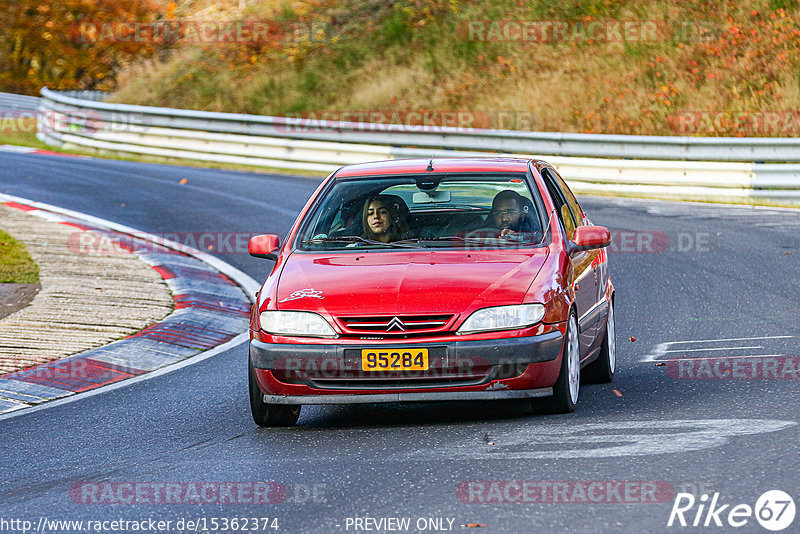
[{"xmin": 0, "ymin": 193, "xmax": 259, "ymax": 418}]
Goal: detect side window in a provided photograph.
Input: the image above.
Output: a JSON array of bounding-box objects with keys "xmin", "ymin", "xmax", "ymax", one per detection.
[
  {"xmin": 541, "ymin": 168, "xmax": 576, "ymax": 240},
  {"xmin": 549, "ymin": 167, "xmax": 584, "ymax": 226}
]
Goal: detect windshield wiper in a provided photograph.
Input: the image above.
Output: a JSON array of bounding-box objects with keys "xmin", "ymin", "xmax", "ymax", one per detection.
[
  {"xmin": 301, "ymin": 235, "xmax": 418, "ymax": 248},
  {"xmin": 396, "ymin": 234, "xmax": 543, "ymax": 246},
  {"xmin": 394, "ymin": 236, "xmax": 475, "ymax": 246}
]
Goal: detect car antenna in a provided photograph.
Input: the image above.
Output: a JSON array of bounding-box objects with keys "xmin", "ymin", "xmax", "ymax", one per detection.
[{"xmin": 426, "ymin": 157, "xmax": 434, "ymax": 171}]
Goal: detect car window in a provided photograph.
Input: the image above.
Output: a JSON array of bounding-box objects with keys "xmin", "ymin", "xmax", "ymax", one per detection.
[
  {"xmin": 549, "ymin": 167, "xmax": 584, "ymax": 226},
  {"xmin": 541, "ymin": 168, "xmax": 576, "ymax": 240},
  {"xmin": 295, "ymin": 174, "xmax": 547, "ymax": 250}
]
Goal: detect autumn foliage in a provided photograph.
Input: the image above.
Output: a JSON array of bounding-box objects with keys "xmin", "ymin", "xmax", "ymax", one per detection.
[
  {"xmin": 3, "ymin": 0, "xmax": 800, "ymax": 137},
  {"xmin": 0, "ymin": 0, "xmax": 163, "ymax": 95}
]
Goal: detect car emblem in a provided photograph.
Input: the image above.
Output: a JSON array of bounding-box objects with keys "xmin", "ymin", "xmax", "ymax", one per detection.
[
  {"xmin": 278, "ymin": 288, "xmax": 324, "ymax": 303},
  {"xmin": 386, "ymin": 317, "xmax": 406, "ymax": 332}
]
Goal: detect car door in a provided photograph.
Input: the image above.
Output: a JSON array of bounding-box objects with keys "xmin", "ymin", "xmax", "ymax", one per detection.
[{"xmin": 541, "ymin": 167, "xmax": 600, "ymax": 355}]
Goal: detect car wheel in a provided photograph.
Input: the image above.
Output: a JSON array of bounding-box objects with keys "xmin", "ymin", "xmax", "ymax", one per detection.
[
  {"xmin": 249, "ymin": 359, "xmax": 301, "ymax": 427},
  {"xmin": 536, "ymin": 311, "xmax": 580, "ymax": 414},
  {"xmin": 583, "ymin": 299, "xmax": 616, "ymax": 384}
]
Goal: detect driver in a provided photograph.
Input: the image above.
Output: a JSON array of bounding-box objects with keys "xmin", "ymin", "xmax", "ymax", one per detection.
[{"xmin": 491, "ymin": 190, "xmax": 530, "ymax": 237}]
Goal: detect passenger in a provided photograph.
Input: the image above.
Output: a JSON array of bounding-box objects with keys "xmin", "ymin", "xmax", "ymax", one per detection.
[
  {"xmin": 490, "ymin": 190, "xmax": 532, "ymax": 238},
  {"xmin": 361, "ymin": 194, "xmax": 412, "ymax": 243}
]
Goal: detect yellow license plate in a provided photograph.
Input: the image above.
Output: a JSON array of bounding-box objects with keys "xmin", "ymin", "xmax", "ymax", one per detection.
[{"xmin": 361, "ymin": 349, "xmax": 429, "ymax": 371}]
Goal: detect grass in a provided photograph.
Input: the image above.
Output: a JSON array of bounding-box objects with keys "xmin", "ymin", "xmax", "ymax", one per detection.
[
  {"xmin": 0, "ymin": 229, "xmax": 39, "ymax": 284},
  {"xmin": 0, "ymin": 131, "xmax": 50, "ymax": 150},
  {"xmin": 105, "ymin": 0, "xmax": 800, "ymax": 137}
]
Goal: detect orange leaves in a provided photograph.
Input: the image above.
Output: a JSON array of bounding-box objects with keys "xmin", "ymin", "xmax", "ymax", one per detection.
[
  {"xmin": 496, "ymin": 55, "xmax": 515, "ymax": 73},
  {"xmin": 0, "ymin": 0, "xmax": 164, "ymax": 94}
]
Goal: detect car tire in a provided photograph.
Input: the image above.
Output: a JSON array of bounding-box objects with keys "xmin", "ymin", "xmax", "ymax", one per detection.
[
  {"xmin": 582, "ymin": 298, "xmax": 616, "ymax": 384},
  {"xmin": 535, "ymin": 311, "xmax": 580, "ymax": 414},
  {"xmin": 249, "ymin": 359, "xmax": 301, "ymax": 427}
]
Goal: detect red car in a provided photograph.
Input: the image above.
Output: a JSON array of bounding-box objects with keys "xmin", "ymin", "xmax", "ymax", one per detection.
[{"xmin": 248, "ymin": 157, "xmax": 614, "ymax": 426}]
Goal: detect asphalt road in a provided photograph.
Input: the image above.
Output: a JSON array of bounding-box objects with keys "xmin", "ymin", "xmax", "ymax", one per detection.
[{"xmin": 1, "ymin": 152, "xmax": 799, "ymax": 533}]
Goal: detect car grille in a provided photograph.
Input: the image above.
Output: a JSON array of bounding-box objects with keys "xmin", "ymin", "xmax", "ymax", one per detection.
[
  {"xmin": 276, "ymin": 367, "xmax": 495, "ymax": 390},
  {"xmin": 337, "ymin": 314, "xmax": 454, "ymax": 335}
]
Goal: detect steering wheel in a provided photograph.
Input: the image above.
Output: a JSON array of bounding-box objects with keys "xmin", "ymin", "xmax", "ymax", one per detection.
[{"xmin": 466, "ymin": 227, "xmax": 504, "ymax": 239}]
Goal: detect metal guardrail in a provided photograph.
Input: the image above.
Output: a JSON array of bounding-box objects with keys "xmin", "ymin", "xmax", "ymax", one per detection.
[
  {"xmin": 36, "ymin": 88, "xmax": 800, "ymax": 203},
  {"xmin": 0, "ymin": 92, "xmax": 41, "ymax": 113}
]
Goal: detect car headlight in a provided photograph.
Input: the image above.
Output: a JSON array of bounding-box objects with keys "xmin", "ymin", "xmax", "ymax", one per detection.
[
  {"xmin": 260, "ymin": 311, "xmax": 337, "ymax": 338},
  {"xmin": 457, "ymin": 304, "xmax": 545, "ymax": 335}
]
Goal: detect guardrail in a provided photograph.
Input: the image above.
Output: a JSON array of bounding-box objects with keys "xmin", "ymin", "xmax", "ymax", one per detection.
[
  {"xmin": 0, "ymin": 92, "xmax": 41, "ymax": 113},
  {"xmin": 37, "ymin": 88, "xmax": 800, "ymax": 203}
]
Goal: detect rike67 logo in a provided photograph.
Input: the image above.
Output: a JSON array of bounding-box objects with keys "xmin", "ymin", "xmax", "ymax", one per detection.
[{"xmin": 668, "ymin": 490, "xmax": 795, "ymax": 531}]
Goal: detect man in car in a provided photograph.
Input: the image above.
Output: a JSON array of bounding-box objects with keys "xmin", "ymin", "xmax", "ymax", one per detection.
[{"xmin": 491, "ymin": 189, "xmax": 531, "ymax": 237}]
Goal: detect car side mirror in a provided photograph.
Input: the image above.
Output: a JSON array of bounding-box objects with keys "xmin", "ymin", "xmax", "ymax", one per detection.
[
  {"xmin": 569, "ymin": 226, "xmax": 611, "ymax": 254},
  {"xmin": 248, "ymin": 234, "xmax": 281, "ymax": 260}
]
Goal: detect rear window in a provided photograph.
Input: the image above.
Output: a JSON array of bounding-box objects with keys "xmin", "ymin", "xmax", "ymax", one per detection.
[{"xmin": 295, "ymin": 174, "xmax": 548, "ymax": 251}]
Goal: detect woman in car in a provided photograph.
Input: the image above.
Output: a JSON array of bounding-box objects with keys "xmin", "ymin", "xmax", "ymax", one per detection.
[{"xmin": 362, "ymin": 194, "xmax": 412, "ymax": 243}]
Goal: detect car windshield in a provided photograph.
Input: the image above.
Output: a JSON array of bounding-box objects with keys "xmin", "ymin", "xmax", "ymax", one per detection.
[{"xmin": 296, "ymin": 174, "xmax": 548, "ymax": 251}]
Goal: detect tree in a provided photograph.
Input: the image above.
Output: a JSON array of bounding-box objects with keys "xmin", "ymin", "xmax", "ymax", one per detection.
[{"xmin": 0, "ymin": 0, "xmax": 164, "ymax": 95}]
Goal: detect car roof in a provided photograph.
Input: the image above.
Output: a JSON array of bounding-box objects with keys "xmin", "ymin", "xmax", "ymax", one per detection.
[{"xmin": 333, "ymin": 157, "xmax": 540, "ymax": 177}]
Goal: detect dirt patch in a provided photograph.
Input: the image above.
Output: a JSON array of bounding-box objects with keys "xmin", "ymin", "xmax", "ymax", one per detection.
[{"xmin": 0, "ymin": 283, "xmax": 41, "ymax": 320}]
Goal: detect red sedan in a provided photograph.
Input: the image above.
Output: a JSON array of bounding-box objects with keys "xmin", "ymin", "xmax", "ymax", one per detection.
[{"xmin": 248, "ymin": 157, "xmax": 615, "ymax": 426}]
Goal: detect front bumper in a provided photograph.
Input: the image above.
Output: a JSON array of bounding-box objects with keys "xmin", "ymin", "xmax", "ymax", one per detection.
[
  {"xmin": 250, "ymin": 330, "xmax": 564, "ymax": 400},
  {"xmin": 262, "ymin": 387, "xmax": 554, "ymax": 405}
]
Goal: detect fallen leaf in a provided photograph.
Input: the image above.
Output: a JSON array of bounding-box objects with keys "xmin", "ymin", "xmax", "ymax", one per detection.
[
  {"xmin": 179, "ymin": 178, "xmax": 188, "ymax": 185},
  {"xmin": 629, "ymin": 336, "xmax": 636, "ymax": 342},
  {"xmin": 612, "ymin": 389, "xmax": 623, "ymax": 397},
  {"xmin": 655, "ymin": 362, "xmax": 666, "ymax": 367},
  {"xmin": 784, "ymin": 251, "xmax": 791, "ymax": 255},
  {"xmin": 120, "ymin": 203, "xmax": 126, "ymax": 207},
  {"xmin": 463, "ymin": 524, "xmax": 487, "ymax": 528},
  {"xmin": 487, "ymin": 442, "xmax": 494, "ymax": 446},
  {"xmin": 207, "ymin": 245, "xmax": 213, "ymax": 250}
]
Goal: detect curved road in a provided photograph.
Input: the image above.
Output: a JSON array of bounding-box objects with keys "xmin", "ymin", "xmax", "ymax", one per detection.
[{"xmin": 1, "ymin": 153, "xmax": 799, "ymax": 533}]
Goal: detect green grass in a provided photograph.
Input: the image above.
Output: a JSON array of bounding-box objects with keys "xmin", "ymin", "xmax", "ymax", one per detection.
[
  {"xmin": 0, "ymin": 230, "xmax": 39, "ymax": 284},
  {"xmin": 0, "ymin": 131, "xmax": 50, "ymax": 150}
]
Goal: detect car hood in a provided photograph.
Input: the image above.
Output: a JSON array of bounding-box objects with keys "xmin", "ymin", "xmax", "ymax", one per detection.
[{"xmin": 275, "ymin": 249, "xmax": 549, "ymax": 316}]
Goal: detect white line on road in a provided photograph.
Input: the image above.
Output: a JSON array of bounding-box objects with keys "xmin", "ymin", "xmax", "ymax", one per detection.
[
  {"xmin": 663, "ymin": 346, "xmax": 762, "ymax": 353},
  {"xmin": 663, "ymin": 335, "xmax": 793, "ymax": 345},
  {"xmin": 641, "ymin": 335, "xmax": 794, "ymax": 362},
  {"xmin": 436, "ymin": 419, "xmax": 797, "ymax": 460},
  {"xmin": 648, "ymin": 354, "xmax": 785, "ymax": 363}
]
